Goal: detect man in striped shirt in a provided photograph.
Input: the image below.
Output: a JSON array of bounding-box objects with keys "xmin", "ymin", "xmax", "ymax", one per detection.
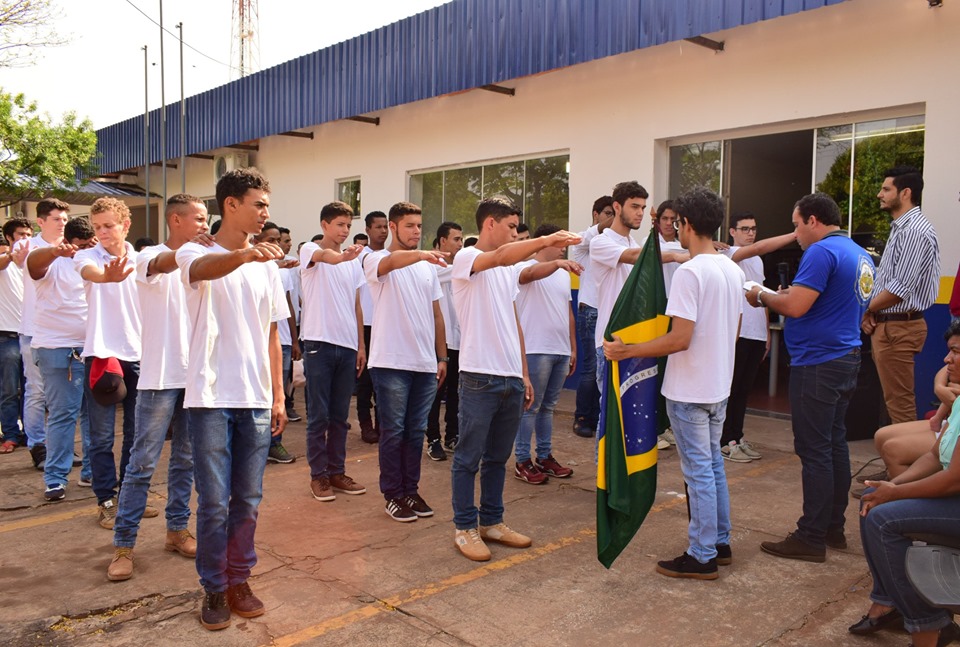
[{"xmin": 861, "ymin": 166, "xmax": 940, "ymax": 425}]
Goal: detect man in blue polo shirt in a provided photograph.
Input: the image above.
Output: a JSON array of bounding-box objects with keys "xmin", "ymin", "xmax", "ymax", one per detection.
[{"xmin": 746, "ymin": 192, "xmax": 874, "ymax": 563}]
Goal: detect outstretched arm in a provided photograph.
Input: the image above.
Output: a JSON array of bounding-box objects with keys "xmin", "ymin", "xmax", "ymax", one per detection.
[
  {"xmin": 730, "ymin": 232, "xmax": 797, "ymax": 262},
  {"xmin": 376, "ymin": 249, "xmax": 447, "ymax": 276},
  {"xmin": 518, "ymin": 259, "xmax": 583, "ymax": 285},
  {"xmin": 471, "ymin": 230, "xmax": 581, "ymax": 275},
  {"xmin": 188, "ymin": 242, "xmax": 284, "ymax": 283},
  {"xmin": 28, "ymin": 243, "xmax": 78, "ymax": 281}
]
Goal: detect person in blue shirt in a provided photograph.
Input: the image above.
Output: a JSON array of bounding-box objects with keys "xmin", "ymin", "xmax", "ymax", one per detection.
[{"xmin": 746, "ymin": 192, "xmax": 875, "ymax": 563}]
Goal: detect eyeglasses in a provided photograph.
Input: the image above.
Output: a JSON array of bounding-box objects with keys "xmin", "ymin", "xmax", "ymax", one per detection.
[{"xmin": 735, "ymin": 226, "xmax": 758, "ymax": 233}]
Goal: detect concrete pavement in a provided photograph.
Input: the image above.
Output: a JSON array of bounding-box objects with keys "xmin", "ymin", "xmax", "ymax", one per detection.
[{"xmin": 0, "ymin": 391, "xmax": 908, "ymax": 646}]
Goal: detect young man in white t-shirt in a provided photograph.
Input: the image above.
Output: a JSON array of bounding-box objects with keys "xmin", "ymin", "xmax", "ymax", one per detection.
[
  {"xmin": 75, "ymin": 198, "xmax": 143, "ymax": 530},
  {"xmin": 175, "ymin": 168, "xmax": 289, "ymax": 631},
  {"xmin": 450, "ymin": 196, "xmax": 580, "ymax": 561},
  {"xmin": 26, "ymin": 217, "xmax": 96, "ymax": 501},
  {"xmin": 426, "ymin": 221, "xmax": 464, "ymax": 461},
  {"xmin": 513, "ymin": 223, "xmax": 583, "ymax": 485},
  {"xmin": 655, "ymin": 200, "xmax": 685, "ymax": 294},
  {"xmin": 720, "ymin": 213, "xmax": 797, "ymax": 463},
  {"xmin": 15, "ymin": 198, "xmax": 71, "ymax": 470},
  {"xmin": 277, "ymin": 225, "xmax": 303, "ymax": 424},
  {"xmin": 366, "ymin": 202, "xmax": 447, "ymax": 522},
  {"xmin": 604, "ymin": 187, "xmax": 745, "ymax": 580},
  {"xmin": 299, "ymin": 201, "xmax": 368, "ymax": 504},
  {"xmin": 106, "ymin": 194, "xmax": 210, "ymax": 582},
  {"xmin": 356, "ymin": 210, "xmax": 389, "ymax": 444},
  {"xmin": 0, "ymin": 217, "xmax": 32, "ymax": 452}
]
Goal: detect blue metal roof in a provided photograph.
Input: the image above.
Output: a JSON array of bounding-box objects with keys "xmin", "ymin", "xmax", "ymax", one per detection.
[{"xmin": 96, "ymin": 0, "xmax": 847, "ymax": 174}]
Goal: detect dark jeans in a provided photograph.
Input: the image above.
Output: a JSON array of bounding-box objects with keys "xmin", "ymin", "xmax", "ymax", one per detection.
[
  {"xmin": 451, "ymin": 372, "xmax": 524, "ymax": 529},
  {"xmin": 0, "ymin": 334, "xmax": 23, "ymax": 444},
  {"xmin": 189, "ymin": 407, "xmax": 271, "ymax": 593},
  {"xmin": 85, "ymin": 358, "xmax": 139, "ymax": 505},
  {"xmin": 427, "ymin": 348, "xmax": 459, "ymax": 444},
  {"xmin": 720, "ymin": 337, "xmax": 766, "ymax": 446},
  {"xmin": 303, "ymin": 340, "xmax": 355, "ymax": 479},
  {"xmin": 574, "ymin": 304, "xmax": 600, "ymax": 429},
  {"xmin": 370, "ymin": 367, "xmax": 437, "ymax": 500},
  {"xmin": 356, "ymin": 325, "xmax": 376, "ymax": 426},
  {"xmin": 789, "ymin": 350, "xmax": 859, "ymax": 548}
]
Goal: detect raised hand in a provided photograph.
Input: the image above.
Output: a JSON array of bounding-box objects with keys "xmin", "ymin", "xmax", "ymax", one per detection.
[
  {"xmin": 340, "ymin": 244, "xmax": 365, "ymax": 262},
  {"xmin": 418, "ymin": 250, "xmax": 449, "ymax": 267},
  {"xmin": 545, "ymin": 230, "xmax": 583, "ymax": 249},
  {"xmin": 243, "ymin": 242, "xmax": 285, "ymax": 263},
  {"xmin": 52, "ymin": 242, "xmax": 80, "ymax": 258},
  {"xmin": 102, "ymin": 255, "xmax": 134, "ymax": 283},
  {"xmin": 191, "ymin": 233, "xmax": 216, "ymax": 247},
  {"xmin": 556, "ymin": 259, "xmax": 585, "ymax": 276}
]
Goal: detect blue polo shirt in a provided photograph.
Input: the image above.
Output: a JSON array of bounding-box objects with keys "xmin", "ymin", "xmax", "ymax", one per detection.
[{"xmin": 784, "ymin": 231, "xmax": 875, "ymax": 367}]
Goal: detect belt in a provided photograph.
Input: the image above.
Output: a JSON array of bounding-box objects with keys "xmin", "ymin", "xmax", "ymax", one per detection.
[
  {"xmin": 874, "ymin": 311, "xmax": 923, "ymax": 323},
  {"xmin": 0, "ymin": 331, "xmax": 17, "ymax": 339}
]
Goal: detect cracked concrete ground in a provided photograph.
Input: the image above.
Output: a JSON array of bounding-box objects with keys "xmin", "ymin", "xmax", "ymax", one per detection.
[{"xmin": 0, "ymin": 391, "xmax": 909, "ymax": 647}]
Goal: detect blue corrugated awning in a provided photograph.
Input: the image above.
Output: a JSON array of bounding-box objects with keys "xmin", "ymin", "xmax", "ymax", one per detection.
[{"xmin": 95, "ymin": 0, "xmax": 847, "ymax": 174}]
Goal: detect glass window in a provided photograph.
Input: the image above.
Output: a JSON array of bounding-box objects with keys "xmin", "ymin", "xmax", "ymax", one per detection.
[
  {"xmin": 337, "ymin": 178, "xmax": 361, "ymax": 216},
  {"xmin": 814, "ymin": 124, "xmax": 854, "ymax": 229},
  {"xmin": 669, "ymin": 141, "xmax": 722, "ymax": 197},
  {"xmin": 410, "ymin": 153, "xmax": 570, "ymax": 246}
]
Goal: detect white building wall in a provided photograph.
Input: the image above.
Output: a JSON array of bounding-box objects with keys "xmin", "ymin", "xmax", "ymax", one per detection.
[{"xmin": 175, "ymin": 0, "xmax": 958, "ymax": 280}]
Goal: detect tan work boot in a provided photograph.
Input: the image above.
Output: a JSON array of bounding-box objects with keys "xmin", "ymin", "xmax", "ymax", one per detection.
[
  {"xmin": 142, "ymin": 504, "xmax": 160, "ymax": 518},
  {"xmin": 480, "ymin": 522, "xmax": 532, "ymax": 548},
  {"xmin": 164, "ymin": 529, "xmax": 197, "ymax": 557},
  {"xmin": 107, "ymin": 548, "xmax": 134, "ymax": 581},
  {"xmin": 454, "ymin": 528, "xmax": 491, "ymax": 562}
]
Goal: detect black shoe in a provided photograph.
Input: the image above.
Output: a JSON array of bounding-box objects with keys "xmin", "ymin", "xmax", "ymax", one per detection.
[
  {"xmin": 573, "ymin": 417, "xmax": 594, "ymax": 438},
  {"xmin": 826, "ymin": 530, "xmax": 847, "ymax": 550},
  {"xmin": 656, "ymin": 552, "xmax": 718, "ymax": 580},
  {"xmin": 761, "ymin": 533, "xmax": 826, "ymax": 563},
  {"xmin": 30, "ymin": 443, "xmax": 46, "ymax": 470},
  {"xmin": 267, "ymin": 443, "xmax": 296, "ymax": 464},
  {"xmin": 385, "ymin": 498, "xmax": 417, "ymax": 522},
  {"xmin": 44, "ymin": 484, "xmax": 66, "ymax": 501},
  {"xmin": 226, "ymin": 581, "xmax": 264, "ymax": 618},
  {"xmin": 847, "ymin": 608, "xmax": 902, "ymax": 635},
  {"xmin": 403, "ymin": 493, "xmax": 434, "ymax": 517},
  {"xmin": 72, "ymin": 452, "xmax": 81, "ymax": 467},
  {"xmin": 856, "ymin": 468, "xmax": 888, "ymax": 484},
  {"xmin": 427, "ymin": 440, "xmax": 447, "ymax": 461},
  {"xmin": 716, "ymin": 543, "xmax": 732, "ymax": 566},
  {"xmin": 360, "ymin": 422, "xmax": 379, "ymax": 444},
  {"xmin": 200, "ymin": 590, "xmax": 231, "ymax": 630},
  {"xmin": 285, "ymin": 409, "xmax": 302, "ymax": 422},
  {"xmin": 938, "ymin": 621, "xmax": 960, "ymax": 647},
  {"xmin": 443, "ymin": 436, "xmax": 459, "ymax": 452}
]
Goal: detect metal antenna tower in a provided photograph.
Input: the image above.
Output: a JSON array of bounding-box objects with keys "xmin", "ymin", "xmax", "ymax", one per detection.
[{"xmin": 229, "ymin": 0, "xmax": 259, "ymax": 78}]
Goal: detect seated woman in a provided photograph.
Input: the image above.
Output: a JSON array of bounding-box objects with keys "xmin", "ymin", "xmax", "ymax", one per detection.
[{"xmin": 850, "ymin": 320, "xmax": 960, "ymax": 647}]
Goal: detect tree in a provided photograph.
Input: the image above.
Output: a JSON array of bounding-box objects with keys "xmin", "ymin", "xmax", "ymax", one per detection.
[
  {"xmin": 0, "ymin": 0, "xmax": 67, "ymax": 67},
  {"xmin": 0, "ymin": 91, "xmax": 97, "ymax": 208}
]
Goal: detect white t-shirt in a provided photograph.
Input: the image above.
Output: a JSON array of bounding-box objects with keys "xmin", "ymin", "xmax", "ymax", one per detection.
[
  {"xmin": 516, "ymin": 260, "xmax": 572, "ymax": 356},
  {"xmin": 135, "ymin": 244, "xmax": 190, "ymax": 390},
  {"xmin": 660, "ymin": 234, "xmax": 684, "ymax": 294},
  {"xmin": 590, "ymin": 228, "xmax": 641, "ymax": 348},
  {"xmin": 358, "ymin": 246, "xmax": 375, "ymax": 327},
  {"xmin": 723, "ymin": 248, "xmax": 768, "ymax": 342},
  {"xmin": 277, "ymin": 267, "xmax": 294, "ymax": 347},
  {"xmin": 31, "ymin": 254, "xmax": 87, "ymax": 349},
  {"xmin": 299, "ymin": 242, "xmax": 364, "ymax": 350},
  {"xmin": 571, "ymin": 224, "xmax": 600, "ymax": 309},
  {"xmin": 452, "ymin": 246, "xmax": 523, "ymax": 378},
  {"xmin": 661, "ymin": 253, "xmax": 745, "ymax": 404},
  {"xmin": 177, "ymin": 242, "xmax": 290, "ymax": 409},
  {"xmin": 284, "ymin": 255, "xmax": 302, "ymax": 323},
  {"xmin": 0, "ymin": 257, "xmax": 23, "ymax": 333},
  {"xmin": 75, "ymin": 242, "xmax": 142, "ymax": 361},
  {"xmin": 365, "ymin": 249, "xmax": 443, "ymax": 373},
  {"xmin": 15, "ymin": 235, "xmax": 51, "ymax": 336},
  {"xmin": 437, "ymin": 265, "xmax": 460, "ymax": 350}
]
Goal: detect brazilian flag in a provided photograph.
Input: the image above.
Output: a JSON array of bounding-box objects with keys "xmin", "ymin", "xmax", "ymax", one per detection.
[{"xmin": 597, "ymin": 228, "xmax": 669, "ymax": 568}]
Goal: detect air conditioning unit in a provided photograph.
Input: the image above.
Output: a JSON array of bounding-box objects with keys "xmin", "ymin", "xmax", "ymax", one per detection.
[{"xmin": 213, "ymin": 152, "xmax": 250, "ymax": 183}]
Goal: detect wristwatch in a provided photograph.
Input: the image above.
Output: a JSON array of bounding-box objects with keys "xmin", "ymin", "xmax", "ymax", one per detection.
[{"xmin": 437, "ymin": 356, "xmax": 450, "ymax": 363}]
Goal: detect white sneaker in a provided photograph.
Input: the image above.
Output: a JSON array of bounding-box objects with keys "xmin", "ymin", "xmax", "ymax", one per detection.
[
  {"xmin": 661, "ymin": 428, "xmax": 676, "ymax": 446},
  {"xmin": 721, "ymin": 443, "xmax": 752, "ymax": 463},
  {"xmin": 657, "ymin": 437, "xmax": 670, "ymax": 450},
  {"xmin": 738, "ymin": 440, "xmax": 762, "ymax": 460}
]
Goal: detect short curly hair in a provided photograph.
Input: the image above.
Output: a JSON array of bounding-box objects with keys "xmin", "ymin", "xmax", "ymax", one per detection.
[{"xmin": 89, "ymin": 197, "xmax": 131, "ymax": 225}]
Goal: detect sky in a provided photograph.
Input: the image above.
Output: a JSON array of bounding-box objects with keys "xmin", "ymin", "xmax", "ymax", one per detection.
[{"xmin": 0, "ymin": 0, "xmax": 448, "ymax": 129}]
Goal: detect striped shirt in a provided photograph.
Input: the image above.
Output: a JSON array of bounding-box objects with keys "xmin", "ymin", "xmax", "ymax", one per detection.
[{"xmin": 873, "ymin": 207, "xmax": 940, "ymax": 313}]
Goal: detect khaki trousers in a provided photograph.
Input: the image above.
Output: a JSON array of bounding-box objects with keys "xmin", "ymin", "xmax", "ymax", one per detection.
[{"xmin": 872, "ymin": 318, "xmax": 927, "ymax": 424}]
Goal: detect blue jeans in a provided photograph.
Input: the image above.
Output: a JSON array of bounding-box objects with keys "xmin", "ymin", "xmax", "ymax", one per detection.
[
  {"xmin": 34, "ymin": 347, "xmax": 84, "ymax": 488},
  {"xmin": 666, "ymin": 398, "xmax": 732, "ymax": 563},
  {"xmin": 860, "ymin": 490, "xmax": 959, "ymax": 634},
  {"xmin": 371, "ymin": 367, "xmax": 437, "ymax": 500},
  {"xmin": 189, "ymin": 407, "xmax": 271, "ymax": 593},
  {"xmin": 0, "ymin": 335, "xmax": 23, "ymax": 444},
  {"xmin": 85, "ymin": 359, "xmax": 139, "ymax": 505},
  {"xmin": 452, "ymin": 372, "xmax": 524, "ymax": 529},
  {"xmin": 516, "ymin": 353, "xmax": 568, "ymax": 462},
  {"xmin": 595, "ymin": 346, "xmax": 606, "ymax": 397},
  {"xmin": 574, "ymin": 304, "xmax": 600, "ymax": 428},
  {"xmin": 19, "ymin": 335, "xmax": 45, "ymax": 447},
  {"xmin": 789, "ymin": 351, "xmax": 859, "ymax": 547},
  {"xmin": 114, "ymin": 389, "xmax": 193, "ymax": 547},
  {"xmin": 274, "ymin": 344, "xmax": 292, "ymax": 447},
  {"xmin": 303, "ymin": 340, "xmax": 355, "ymax": 479}
]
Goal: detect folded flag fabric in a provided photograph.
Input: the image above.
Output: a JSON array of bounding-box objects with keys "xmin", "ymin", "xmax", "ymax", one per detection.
[{"xmin": 597, "ymin": 228, "xmax": 669, "ymax": 569}]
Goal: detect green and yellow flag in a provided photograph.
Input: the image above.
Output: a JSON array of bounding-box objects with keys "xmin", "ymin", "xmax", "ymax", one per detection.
[{"xmin": 597, "ymin": 229, "xmax": 669, "ymax": 568}]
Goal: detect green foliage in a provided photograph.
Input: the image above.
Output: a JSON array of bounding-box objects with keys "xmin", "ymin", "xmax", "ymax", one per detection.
[{"xmin": 0, "ymin": 90, "xmax": 97, "ymax": 206}]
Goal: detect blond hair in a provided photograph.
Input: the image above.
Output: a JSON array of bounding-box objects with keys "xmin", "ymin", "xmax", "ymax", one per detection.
[{"xmin": 89, "ymin": 197, "xmax": 132, "ymax": 225}]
